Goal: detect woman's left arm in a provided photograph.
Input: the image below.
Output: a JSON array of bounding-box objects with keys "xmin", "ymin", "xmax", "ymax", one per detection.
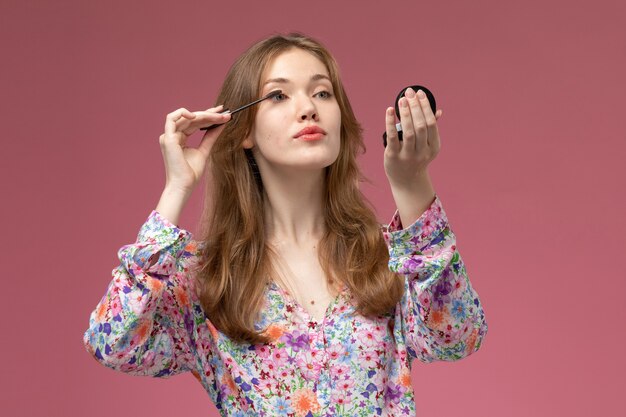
[{"xmin": 383, "ymin": 88, "xmax": 487, "ymax": 363}]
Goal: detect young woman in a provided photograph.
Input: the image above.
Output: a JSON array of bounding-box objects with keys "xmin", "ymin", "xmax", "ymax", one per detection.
[{"xmin": 83, "ymin": 33, "xmax": 488, "ymax": 416}]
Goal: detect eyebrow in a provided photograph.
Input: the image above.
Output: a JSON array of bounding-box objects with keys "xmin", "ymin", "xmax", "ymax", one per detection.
[{"xmin": 262, "ymin": 73, "xmax": 331, "ymax": 87}]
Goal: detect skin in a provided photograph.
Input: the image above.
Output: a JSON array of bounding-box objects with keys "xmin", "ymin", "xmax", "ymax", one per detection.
[
  {"xmin": 384, "ymin": 87, "xmax": 443, "ymax": 229},
  {"xmin": 243, "ymin": 48, "xmax": 341, "ymax": 245},
  {"xmin": 153, "ymin": 47, "xmax": 444, "ymax": 319},
  {"xmin": 155, "ymin": 105, "xmax": 230, "ymax": 225},
  {"xmin": 244, "ymin": 49, "xmax": 341, "ymax": 173},
  {"xmin": 241, "ymin": 48, "xmax": 344, "ymax": 319},
  {"xmin": 154, "ymin": 49, "xmax": 443, "ymax": 230}
]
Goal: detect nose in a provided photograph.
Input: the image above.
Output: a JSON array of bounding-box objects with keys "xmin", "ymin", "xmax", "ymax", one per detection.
[{"xmin": 297, "ymin": 94, "xmax": 319, "ymax": 121}]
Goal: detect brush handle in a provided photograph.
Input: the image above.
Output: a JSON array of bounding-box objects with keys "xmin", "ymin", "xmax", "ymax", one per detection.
[{"xmin": 199, "ymin": 90, "xmax": 282, "ymax": 131}]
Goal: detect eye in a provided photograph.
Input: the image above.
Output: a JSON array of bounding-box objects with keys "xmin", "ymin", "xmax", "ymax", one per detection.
[
  {"xmin": 315, "ymin": 90, "xmax": 333, "ymax": 99},
  {"xmin": 270, "ymin": 91, "xmax": 287, "ymax": 102}
]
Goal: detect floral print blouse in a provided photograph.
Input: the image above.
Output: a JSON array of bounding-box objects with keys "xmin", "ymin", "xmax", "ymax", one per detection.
[{"xmin": 83, "ymin": 194, "xmax": 488, "ymax": 416}]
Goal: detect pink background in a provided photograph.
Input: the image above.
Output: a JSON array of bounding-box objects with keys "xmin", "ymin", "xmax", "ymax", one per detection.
[{"xmin": 2, "ymin": 0, "xmax": 624, "ymax": 416}]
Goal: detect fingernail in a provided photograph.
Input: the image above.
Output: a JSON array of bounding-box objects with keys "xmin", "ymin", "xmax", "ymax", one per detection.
[
  {"xmin": 417, "ymin": 89, "xmax": 425, "ymax": 98},
  {"xmin": 404, "ymin": 88, "xmax": 415, "ymax": 98},
  {"xmin": 400, "ymin": 97, "xmax": 408, "ymax": 108}
]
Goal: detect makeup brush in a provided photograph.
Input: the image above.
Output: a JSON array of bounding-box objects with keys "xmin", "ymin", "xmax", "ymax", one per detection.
[{"xmin": 200, "ymin": 90, "xmax": 283, "ymax": 131}]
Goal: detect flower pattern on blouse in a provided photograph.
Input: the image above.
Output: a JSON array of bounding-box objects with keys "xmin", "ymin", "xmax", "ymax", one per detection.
[{"xmin": 83, "ymin": 194, "xmax": 488, "ymax": 416}]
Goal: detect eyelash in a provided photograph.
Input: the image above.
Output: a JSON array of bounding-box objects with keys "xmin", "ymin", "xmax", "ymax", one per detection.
[{"xmin": 269, "ymin": 90, "xmax": 333, "ymax": 102}]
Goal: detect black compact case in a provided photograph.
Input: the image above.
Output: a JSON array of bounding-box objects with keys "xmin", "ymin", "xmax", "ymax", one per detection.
[{"xmin": 382, "ymin": 85, "xmax": 437, "ymax": 147}]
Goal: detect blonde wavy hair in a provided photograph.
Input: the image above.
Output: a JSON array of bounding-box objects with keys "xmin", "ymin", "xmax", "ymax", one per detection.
[{"xmin": 194, "ymin": 33, "xmax": 403, "ymax": 344}]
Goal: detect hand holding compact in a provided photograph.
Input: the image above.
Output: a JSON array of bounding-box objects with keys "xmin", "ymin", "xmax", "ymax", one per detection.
[
  {"xmin": 158, "ymin": 105, "xmax": 231, "ymax": 193},
  {"xmin": 383, "ymin": 87, "xmax": 443, "ymax": 188}
]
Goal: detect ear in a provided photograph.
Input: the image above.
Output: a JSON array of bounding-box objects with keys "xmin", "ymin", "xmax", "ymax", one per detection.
[
  {"xmin": 242, "ymin": 138, "xmax": 254, "ymax": 149},
  {"xmin": 242, "ymin": 135, "xmax": 255, "ymax": 149}
]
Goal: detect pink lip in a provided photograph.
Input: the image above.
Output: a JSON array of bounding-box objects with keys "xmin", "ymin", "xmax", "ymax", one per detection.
[
  {"xmin": 298, "ymin": 133, "xmax": 324, "ymax": 141},
  {"xmin": 294, "ymin": 125, "xmax": 327, "ymax": 138}
]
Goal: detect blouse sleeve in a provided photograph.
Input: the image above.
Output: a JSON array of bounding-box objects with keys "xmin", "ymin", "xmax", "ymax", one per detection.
[
  {"xmin": 382, "ymin": 195, "xmax": 488, "ymax": 364},
  {"xmin": 83, "ymin": 210, "xmax": 202, "ymax": 378}
]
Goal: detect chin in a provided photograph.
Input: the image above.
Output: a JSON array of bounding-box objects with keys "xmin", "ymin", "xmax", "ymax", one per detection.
[
  {"xmin": 297, "ymin": 154, "xmax": 338, "ymax": 170},
  {"xmin": 287, "ymin": 162, "xmax": 333, "ymax": 172},
  {"xmin": 262, "ymin": 147, "xmax": 340, "ymax": 172}
]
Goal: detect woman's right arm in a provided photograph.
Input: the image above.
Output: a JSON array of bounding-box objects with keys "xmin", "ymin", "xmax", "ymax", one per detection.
[{"xmin": 83, "ymin": 105, "xmax": 230, "ymax": 376}]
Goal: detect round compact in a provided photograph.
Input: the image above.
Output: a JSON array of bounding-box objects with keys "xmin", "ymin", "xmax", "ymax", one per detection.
[{"xmin": 382, "ymin": 85, "xmax": 437, "ymax": 148}]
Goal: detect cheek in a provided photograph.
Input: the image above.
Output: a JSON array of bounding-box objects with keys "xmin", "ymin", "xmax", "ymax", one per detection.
[
  {"xmin": 257, "ymin": 114, "xmax": 287, "ymax": 142},
  {"xmin": 333, "ymin": 139, "xmax": 342, "ymax": 159},
  {"xmin": 332, "ymin": 109, "xmax": 341, "ymax": 135},
  {"xmin": 254, "ymin": 130, "xmax": 284, "ymax": 161},
  {"xmin": 263, "ymin": 133, "xmax": 278, "ymax": 154}
]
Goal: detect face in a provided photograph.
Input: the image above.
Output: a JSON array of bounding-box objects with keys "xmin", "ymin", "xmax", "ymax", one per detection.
[{"xmin": 243, "ymin": 48, "xmax": 341, "ymax": 175}]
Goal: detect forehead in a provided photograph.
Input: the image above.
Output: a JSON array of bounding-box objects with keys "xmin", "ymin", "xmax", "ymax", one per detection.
[{"xmin": 262, "ymin": 48, "xmax": 329, "ymax": 81}]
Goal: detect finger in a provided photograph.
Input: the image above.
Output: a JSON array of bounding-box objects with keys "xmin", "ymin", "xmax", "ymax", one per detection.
[
  {"xmin": 197, "ymin": 122, "xmax": 227, "ymax": 158},
  {"xmin": 196, "ymin": 108, "xmax": 231, "ymax": 123},
  {"xmin": 206, "ymin": 104, "xmax": 225, "ymax": 112},
  {"xmin": 416, "ymin": 89, "xmax": 440, "ymax": 150},
  {"xmin": 165, "ymin": 108, "xmax": 195, "ymax": 136},
  {"xmin": 435, "ymin": 109, "xmax": 443, "ymax": 120},
  {"xmin": 384, "ymin": 107, "xmax": 401, "ymax": 153},
  {"xmin": 405, "ymin": 88, "xmax": 428, "ymax": 151},
  {"xmin": 398, "ymin": 95, "xmax": 416, "ymax": 152},
  {"xmin": 179, "ymin": 110, "xmax": 231, "ymax": 135}
]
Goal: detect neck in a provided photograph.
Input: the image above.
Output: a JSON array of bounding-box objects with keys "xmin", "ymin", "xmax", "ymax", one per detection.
[{"xmin": 262, "ymin": 167, "xmax": 326, "ymax": 246}]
